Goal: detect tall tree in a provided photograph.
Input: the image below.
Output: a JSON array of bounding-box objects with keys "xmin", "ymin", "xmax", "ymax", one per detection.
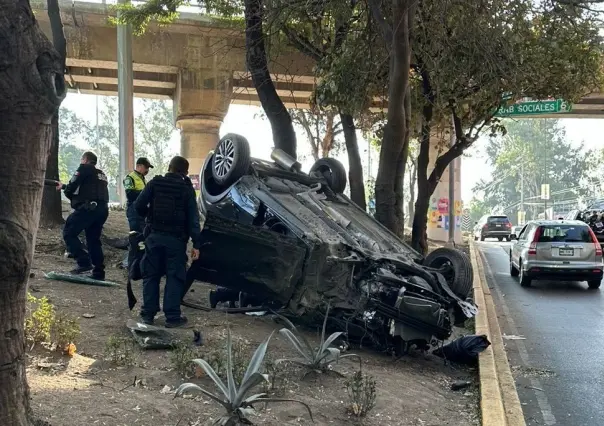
[
  {"xmin": 409, "ymin": 0, "xmax": 603, "ymax": 253},
  {"xmin": 40, "ymin": 0, "xmax": 67, "ymax": 226},
  {"xmin": 474, "ymin": 119, "xmax": 596, "ymax": 220},
  {"xmin": 367, "ymin": 0, "xmax": 417, "ymax": 234},
  {"xmin": 290, "ymin": 109, "xmax": 343, "ymax": 161},
  {"xmin": 0, "ymin": 0, "xmax": 65, "ymax": 423},
  {"xmin": 135, "ymin": 99, "xmax": 177, "ymax": 176}
]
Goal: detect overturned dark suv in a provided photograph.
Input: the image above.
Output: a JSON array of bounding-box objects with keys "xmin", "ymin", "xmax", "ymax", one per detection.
[{"xmin": 187, "ymin": 134, "xmax": 477, "ymax": 352}]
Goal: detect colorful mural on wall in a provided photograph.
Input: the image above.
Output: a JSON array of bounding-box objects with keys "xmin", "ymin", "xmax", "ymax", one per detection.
[{"xmin": 427, "ymin": 196, "xmax": 463, "ymax": 230}]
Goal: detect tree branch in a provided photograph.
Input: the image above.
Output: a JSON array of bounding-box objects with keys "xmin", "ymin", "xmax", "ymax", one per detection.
[
  {"xmin": 281, "ymin": 25, "xmax": 324, "ymax": 61},
  {"xmin": 47, "ymin": 0, "xmax": 66, "ymax": 69},
  {"xmin": 367, "ymin": 0, "xmax": 392, "ymax": 44}
]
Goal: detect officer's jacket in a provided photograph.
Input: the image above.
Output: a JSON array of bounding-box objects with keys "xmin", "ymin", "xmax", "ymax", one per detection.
[
  {"xmin": 124, "ymin": 171, "xmax": 146, "ymax": 205},
  {"xmin": 133, "ymin": 172, "xmax": 202, "ymax": 248},
  {"xmin": 64, "ymin": 163, "xmax": 109, "ymax": 209}
]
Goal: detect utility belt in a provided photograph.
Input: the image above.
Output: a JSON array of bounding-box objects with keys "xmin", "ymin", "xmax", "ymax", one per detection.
[
  {"xmin": 74, "ymin": 200, "xmax": 108, "ymax": 211},
  {"xmin": 147, "ymin": 226, "xmax": 188, "ymax": 241}
]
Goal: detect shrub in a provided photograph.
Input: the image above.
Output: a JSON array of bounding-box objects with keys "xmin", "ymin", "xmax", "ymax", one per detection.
[{"xmin": 345, "ymin": 370, "xmax": 377, "ymax": 418}]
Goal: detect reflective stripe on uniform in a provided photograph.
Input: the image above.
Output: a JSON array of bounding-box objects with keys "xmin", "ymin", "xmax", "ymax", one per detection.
[{"xmin": 125, "ymin": 171, "xmax": 145, "ymax": 191}]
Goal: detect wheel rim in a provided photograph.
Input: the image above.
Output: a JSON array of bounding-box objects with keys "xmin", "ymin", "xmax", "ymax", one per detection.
[{"xmin": 214, "ymin": 138, "xmax": 235, "ymax": 178}]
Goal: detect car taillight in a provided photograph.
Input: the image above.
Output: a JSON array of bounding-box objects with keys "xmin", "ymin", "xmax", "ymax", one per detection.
[
  {"xmin": 483, "ymin": 224, "xmax": 488, "ymax": 229},
  {"xmin": 528, "ymin": 226, "xmax": 542, "ymax": 256},
  {"xmin": 588, "ymin": 228, "xmax": 602, "ymax": 257},
  {"xmin": 506, "ymin": 222, "xmax": 512, "ymax": 228}
]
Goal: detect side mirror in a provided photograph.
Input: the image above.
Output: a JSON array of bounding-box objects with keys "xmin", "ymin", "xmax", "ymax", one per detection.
[
  {"xmin": 510, "ymin": 234, "xmax": 517, "ymax": 240},
  {"xmin": 474, "ymin": 221, "xmax": 478, "ymax": 225}
]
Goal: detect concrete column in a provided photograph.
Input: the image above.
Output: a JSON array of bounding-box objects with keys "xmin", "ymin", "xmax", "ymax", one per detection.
[
  {"xmin": 426, "ymin": 126, "xmax": 463, "ymax": 244},
  {"xmin": 174, "ymin": 69, "xmax": 232, "ymax": 178}
]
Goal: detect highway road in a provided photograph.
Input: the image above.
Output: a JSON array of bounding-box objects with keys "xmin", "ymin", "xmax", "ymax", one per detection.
[{"xmin": 477, "ymin": 240, "xmax": 604, "ymax": 426}]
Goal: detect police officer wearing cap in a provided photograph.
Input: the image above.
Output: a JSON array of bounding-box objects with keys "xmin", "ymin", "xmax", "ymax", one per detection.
[
  {"xmin": 124, "ymin": 157, "xmax": 153, "ymax": 233},
  {"xmin": 134, "ymin": 155, "xmax": 201, "ymax": 328},
  {"xmin": 58, "ymin": 151, "xmax": 109, "ymax": 280}
]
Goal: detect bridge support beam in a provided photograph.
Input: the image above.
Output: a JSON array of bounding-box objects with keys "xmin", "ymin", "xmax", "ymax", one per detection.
[
  {"xmin": 174, "ymin": 69, "xmax": 233, "ymax": 177},
  {"xmin": 426, "ymin": 127, "xmax": 463, "ymax": 244}
]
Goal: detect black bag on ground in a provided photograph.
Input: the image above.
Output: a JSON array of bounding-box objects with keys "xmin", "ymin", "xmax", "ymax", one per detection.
[
  {"xmin": 432, "ymin": 334, "xmax": 491, "ymax": 365},
  {"xmin": 127, "ymin": 232, "xmax": 146, "ymax": 310}
]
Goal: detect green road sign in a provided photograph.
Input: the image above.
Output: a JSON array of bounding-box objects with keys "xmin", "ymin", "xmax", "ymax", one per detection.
[{"xmin": 496, "ymin": 99, "xmax": 572, "ymax": 117}]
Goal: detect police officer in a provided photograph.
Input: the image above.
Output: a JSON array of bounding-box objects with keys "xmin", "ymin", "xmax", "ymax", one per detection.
[
  {"xmin": 58, "ymin": 151, "xmax": 109, "ymax": 280},
  {"xmin": 124, "ymin": 157, "xmax": 153, "ymax": 233},
  {"xmin": 134, "ymin": 155, "xmax": 201, "ymax": 328}
]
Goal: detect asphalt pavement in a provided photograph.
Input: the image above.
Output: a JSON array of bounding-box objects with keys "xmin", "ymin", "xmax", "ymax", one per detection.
[{"xmin": 477, "ymin": 240, "xmax": 604, "ymax": 426}]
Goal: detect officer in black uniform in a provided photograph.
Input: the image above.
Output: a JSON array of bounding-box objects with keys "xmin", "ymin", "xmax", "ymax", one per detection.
[
  {"xmin": 134, "ymin": 155, "xmax": 201, "ymax": 328},
  {"xmin": 58, "ymin": 151, "xmax": 110, "ymax": 280}
]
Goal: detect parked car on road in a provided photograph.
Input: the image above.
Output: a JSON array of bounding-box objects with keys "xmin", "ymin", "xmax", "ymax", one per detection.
[
  {"xmin": 474, "ymin": 215, "xmax": 512, "ymax": 241},
  {"xmin": 509, "ymin": 220, "xmax": 603, "ymax": 288},
  {"xmin": 186, "ymin": 134, "xmax": 477, "ymax": 354}
]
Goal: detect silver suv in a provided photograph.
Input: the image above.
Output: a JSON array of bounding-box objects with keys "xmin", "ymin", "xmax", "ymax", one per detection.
[{"xmin": 509, "ymin": 220, "xmax": 603, "ymax": 289}]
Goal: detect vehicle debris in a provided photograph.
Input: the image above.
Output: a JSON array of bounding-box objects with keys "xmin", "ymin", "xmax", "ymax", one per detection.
[
  {"xmin": 432, "ymin": 335, "xmax": 491, "ymax": 365},
  {"xmin": 182, "ymin": 134, "xmax": 479, "ymax": 354}
]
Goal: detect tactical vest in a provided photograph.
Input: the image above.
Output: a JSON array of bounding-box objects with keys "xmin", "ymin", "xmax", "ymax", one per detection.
[
  {"xmin": 149, "ymin": 176, "xmax": 189, "ymax": 236},
  {"xmin": 126, "ymin": 171, "xmax": 146, "ymax": 191},
  {"xmin": 72, "ymin": 168, "xmax": 109, "ymax": 207}
]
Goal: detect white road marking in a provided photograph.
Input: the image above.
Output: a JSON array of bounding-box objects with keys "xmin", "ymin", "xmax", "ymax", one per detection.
[{"xmin": 480, "ymin": 248, "xmax": 557, "ymax": 426}]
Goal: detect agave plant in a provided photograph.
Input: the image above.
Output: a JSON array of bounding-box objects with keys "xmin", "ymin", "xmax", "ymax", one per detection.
[
  {"xmin": 277, "ymin": 305, "xmax": 361, "ymax": 376},
  {"xmin": 175, "ymin": 329, "xmax": 313, "ymax": 426}
]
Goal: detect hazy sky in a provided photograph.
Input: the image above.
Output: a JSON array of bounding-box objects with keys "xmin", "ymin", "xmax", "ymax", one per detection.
[{"xmin": 62, "ymin": 93, "xmax": 604, "ymax": 204}]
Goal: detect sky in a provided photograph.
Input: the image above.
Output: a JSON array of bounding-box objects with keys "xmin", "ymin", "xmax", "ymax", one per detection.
[{"xmin": 62, "ymin": 93, "xmax": 604, "ymax": 204}]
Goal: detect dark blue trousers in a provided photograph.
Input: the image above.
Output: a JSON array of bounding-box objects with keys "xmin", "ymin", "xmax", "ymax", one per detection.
[
  {"xmin": 140, "ymin": 232, "xmax": 187, "ymax": 322},
  {"xmin": 63, "ymin": 203, "xmax": 109, "ymax": 273}
]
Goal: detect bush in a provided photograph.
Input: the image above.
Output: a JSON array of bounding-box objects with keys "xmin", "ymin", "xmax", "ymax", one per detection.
[
  {"xmin": 345, "ymin": 370, "xmax": 377, "ymax": 418},
  {"xmin": 25, "ymin": 294, "xmax": 55, "ymax": 346},
  {"xmin": 104, "ymin": 335, "xmax": 137, "ymax": 366}
]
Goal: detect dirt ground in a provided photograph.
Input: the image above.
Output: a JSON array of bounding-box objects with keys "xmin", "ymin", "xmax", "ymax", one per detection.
[{"xmin": 28, "ymin": 206, "xmax": 480, "ymax": 426}]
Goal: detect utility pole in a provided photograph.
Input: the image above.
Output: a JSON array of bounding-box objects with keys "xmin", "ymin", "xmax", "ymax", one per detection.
[
  {"xmin": 448, "ymin": 117, "xmax": 456, "ymax": 244},
  {"xmin": 117, "ymin": 0, "xmax": 134, "ymax": 206},
  {"xmin": 520, "ymin": 160, "xmax": 524, "ymax": 224}
]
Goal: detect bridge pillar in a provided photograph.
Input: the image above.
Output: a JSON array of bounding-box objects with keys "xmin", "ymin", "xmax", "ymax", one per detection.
[
  {"xmin": 174, "ymin": 69, "xmax": 233, "ymax": 177},
  {"xmin": 425, "ymin": 127, "xmax": 463, "ymax": 244}
]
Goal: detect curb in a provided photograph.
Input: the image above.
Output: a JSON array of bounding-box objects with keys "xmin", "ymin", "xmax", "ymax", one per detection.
[{"xmin": 469, "ymin": 242, "xmax": 526, "ymax": 426}]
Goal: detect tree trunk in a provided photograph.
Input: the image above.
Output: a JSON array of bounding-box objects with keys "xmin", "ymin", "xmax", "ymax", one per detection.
[
  {"xmin": 0, "ymin": 0, "xmax": 65, "ymax": 423},
  {"xmin": 320, "ymin": 112, "xmax": 335, "ymax": 158},
  {"xmin": 244, "ymin": 0, "xmax": 297, "ymax": 158},
  {"xmin": 40, "ymin": 112, "xmax": 64, "ymax": 227},
  {"xmin": 393, "ymin": 86, "xmax": 412, "ymax": 236},
  {"xmin": 373, "ymin": 1, "xmax": 416, "ymax": 231},
  {"xmin": 407, "ymin": 161, "xmax": 416, "ymax": 228},
  {"xmin": 340, "ymin": 113, "xmax": 366, "ymax": 210}
]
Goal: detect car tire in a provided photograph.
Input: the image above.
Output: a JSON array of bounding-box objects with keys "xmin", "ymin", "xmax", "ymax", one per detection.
[
  {"xmin": 519, "ymin": 262, "xmax": 531, "ymax": 287},
  {"xmin": 480, "ymin": 235, "xmax": 485, "ymax": 241},
  {"xmin": 310, "ymin": 158, "xmax": 347, "ymax": 193},
  {"xmin": 505, "ymin": 236, "xmax": 511, "ymax": 242},
  {"xmin": 510, "ymin": 254, "xmax": 519, "ymax": 277},
  {"xmin": 211, "ymin": 133, "xmax": 251, "ymax": 187},
  {"xmin": 423, "ymin": 247, "xmax": 474, "ymax": 299},
  {"xmin": 474, "ymin": 235, "xmax": 478, "ymax": 241},
  {"xmin": 498, "ymin": 237, "xmax": 503, "ymax": 242},
  {"xmin": 588, "ymin": 280, "xmax": 601, "ymax": 290}
]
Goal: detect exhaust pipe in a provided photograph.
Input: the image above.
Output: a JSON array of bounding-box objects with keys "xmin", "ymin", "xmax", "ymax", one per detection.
[{"xmin": 271, "ymin": 148, "xmax": 302, "ymax": 172}]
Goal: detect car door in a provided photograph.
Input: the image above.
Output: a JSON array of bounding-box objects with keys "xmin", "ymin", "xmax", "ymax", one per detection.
[{"xmin": 512, "ymin": 224, "xmax": 530, "ymax": 266}]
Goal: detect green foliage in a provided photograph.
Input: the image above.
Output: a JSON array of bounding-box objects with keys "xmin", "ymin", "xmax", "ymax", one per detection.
[
  {"xmin": 25, "ymin": 294, "xmax": 81, "ymax": 351},
  {"xmin": 175, "ymin": 329, "xmax": 313, "ymax": 426},
  {"xmin": 170, "ymin": 341, "xmax": 202, "ymax": 377},
  {"xmin": 51, "ymin": 314, "xmax": 81, "ymax": 350},
  {"xmin": 345, "ymin": 370, "xmax": 377, "ymax": 418},
  {"xmin": 25, "ymin": 294, "xmax": 55, "ymax": 346},
  {"xmin": 203, "ymin": 337, "xmax": 248, "ymax": 384},
  {"xmin": 104, "ymin": 335, "xmax": 137, "ymax": 366},
  {"xmin": 277, "ymin": 305, "xmax": 360, "ymax": 376},
  {"xmin": 135, "ymin": 99, "xmax": 178, "ymax": 177},
  {"xmin": 473, "ymin": 119, "xmax": 595, "ymax": 221},
  {"xmin": 468, "ymin": 197, "xmax": 490, "ymax": 224}
]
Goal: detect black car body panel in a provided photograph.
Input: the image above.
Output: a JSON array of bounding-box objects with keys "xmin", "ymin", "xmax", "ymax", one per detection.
[{"xmin": 190, "ymin": 154, "xmax": 476, "ymax": 350}]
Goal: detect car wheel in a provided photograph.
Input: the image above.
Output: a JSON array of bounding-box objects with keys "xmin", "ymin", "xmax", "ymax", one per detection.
[
  {"xmin": 588, "ymin": 280, "xmax": 601, "ymax": 290},
  {"xmin": 480, "ymin": 235, "xmax": 485, "ymax": 241},
  {"xmin": 211, "ymin": 133, "xmax": 251, "ymax": 187},
  {"xmin": 310, "ymin": 158, "xmax": 347, "ymax": 193},
  {"xmin": 519, "ymin": 262, "xmax": 531, "ymax": 287},
  {"xmin": 474, "ymin": 235, "xmax": 478, "ymax": 241},
  {"xmin": 498, "ymin": 237, "xmax": 503, "ymax": 242},
  {"xmin": 505, "ymin": 236, "xmax": 511, "ymax": 242},
  {"xmin": 510, "ymin": 255, "xmax": 519, "ymax": 277},
  {"xmin": 423, "ymin": 247, "xmax": 474, "ymax": 299}
]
